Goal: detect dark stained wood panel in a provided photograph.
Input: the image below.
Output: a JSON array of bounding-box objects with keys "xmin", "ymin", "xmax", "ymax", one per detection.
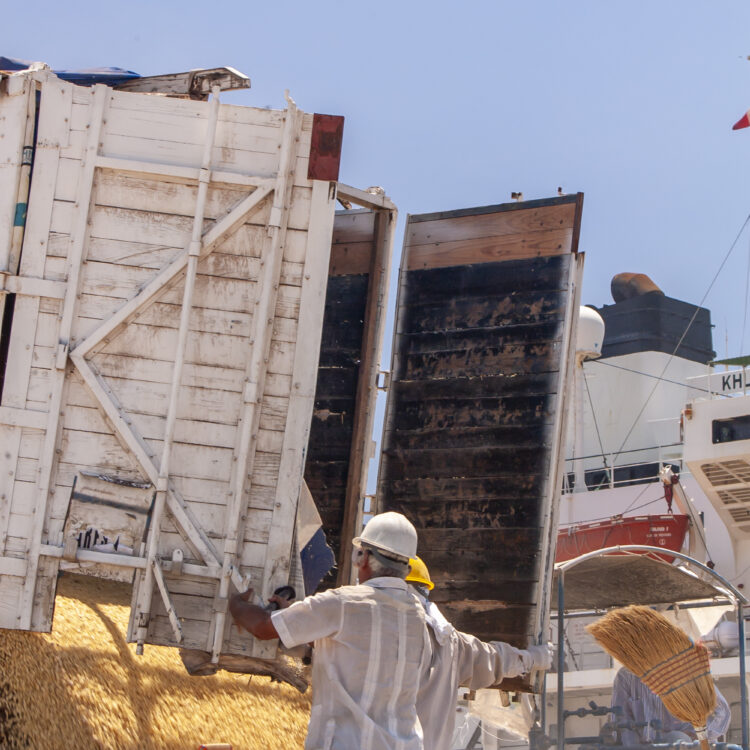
[
  {"xmin": 378, "ymin": 194, "xmax": 584, "ymax": 691},
  {"xmin": 304, "ymin": 207, "xmax": 393, "ymax": 589},
  {"xmin": 304, "ymin": 272, "xmax": 367, "ymax": 584}
]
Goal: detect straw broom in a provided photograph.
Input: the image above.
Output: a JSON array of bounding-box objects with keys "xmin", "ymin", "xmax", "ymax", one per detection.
[{"xmin": 586, "ymin": 605, "xmax": 716, "ymax": 750}]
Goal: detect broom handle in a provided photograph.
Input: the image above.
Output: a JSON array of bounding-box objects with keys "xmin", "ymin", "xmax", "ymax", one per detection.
[
  {"xmin": 695, "ymin": 726, "xmax": 709, "ymax": 750},
  {"xmin": 699, "ymin": 739, "xmax": 710, "ymax": 750}
]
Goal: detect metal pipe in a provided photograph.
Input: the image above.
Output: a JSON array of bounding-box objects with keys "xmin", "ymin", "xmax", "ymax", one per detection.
[
  {"xmin": 738, "ymin": 601, "xmax": 748, "ymax": 750},
  {"xmin": 135, "ymin": 84, "xmax": 222, "ymax": 653},
  {"xmin": 551, "ymin": 599, "xmax": 736, "ymax": 621},
  {"xmin": 558, "ymin": 571, "xmax": 565, "ymax": 750}
]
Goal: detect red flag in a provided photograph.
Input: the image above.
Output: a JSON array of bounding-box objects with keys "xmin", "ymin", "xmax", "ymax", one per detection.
[{"xmin": 733, "ymin": 109, "xmax": 750, "ymax": 130}]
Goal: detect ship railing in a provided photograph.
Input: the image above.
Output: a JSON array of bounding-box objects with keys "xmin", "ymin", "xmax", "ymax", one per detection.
[{"xmin": 563, "ymin": 444, "xmax": 683, "ymax": 492}]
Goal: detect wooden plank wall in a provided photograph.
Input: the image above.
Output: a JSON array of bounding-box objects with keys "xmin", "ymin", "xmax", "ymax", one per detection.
[
  {"xmin": 0, "ymin": 75, "xmax": 334, "ymax": 650},
  {"xmin": 378, "ymin": 195, "xmax": 583, "ymax": 656},
  {"xmin": 304, "ymin": 210, "xmax": 376, "ymax": 586}
]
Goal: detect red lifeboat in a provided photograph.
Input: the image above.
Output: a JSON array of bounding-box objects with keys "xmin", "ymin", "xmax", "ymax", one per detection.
[{"xmin": 555, "ymin": 514, "xmax": 690, "ymax": 564}]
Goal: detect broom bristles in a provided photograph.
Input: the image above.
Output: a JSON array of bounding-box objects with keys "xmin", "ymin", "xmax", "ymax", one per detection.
[{"xmin": 586, "ymin": 605, "xmax": 716, "ymax": 727}]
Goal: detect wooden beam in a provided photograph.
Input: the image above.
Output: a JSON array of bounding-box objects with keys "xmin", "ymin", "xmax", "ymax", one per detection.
[
  {"xmin": 336, "ymin": 207, "xmax": 395, "ymax": 585},
  {"xmin": 0, "ymin": 556, "xmax": 26, "ymax": 577},
  {"xmin": 0, "ymin": 406, "xmax": 48, "ymax": 430},
  {"xmin": 336, "ymin": 183, "xmax": 396, "ymax": 212},
  {"xmin": 0, "ymin": 274, "xmax": 66, "ymax": 299}
]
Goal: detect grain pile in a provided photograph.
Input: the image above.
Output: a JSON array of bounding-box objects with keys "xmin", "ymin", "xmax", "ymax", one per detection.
[{"xmin": 0, "ymin": 574, "xmax": 311, "ymax": 749}]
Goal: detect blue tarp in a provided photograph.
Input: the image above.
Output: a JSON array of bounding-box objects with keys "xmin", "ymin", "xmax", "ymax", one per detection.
[
  {"xmin": 0, "ymin": 56, "xmax": 140, "ymax": 86},
  {"xmin": 300, "ymin": 528, "xmax": 336, "ymax": 595}
]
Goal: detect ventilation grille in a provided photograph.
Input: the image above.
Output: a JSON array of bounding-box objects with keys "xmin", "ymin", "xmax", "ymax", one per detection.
[
  {"xmin": 717, "ymin": 487, "xmax": 750, "ymax": 505},
  {"xmin": 701, "ymin": 459, "xmax": 750, "ymax": 487},
  {"xmin": 728, "ymin": 506, "xmax": 750, "ymax": 523}
]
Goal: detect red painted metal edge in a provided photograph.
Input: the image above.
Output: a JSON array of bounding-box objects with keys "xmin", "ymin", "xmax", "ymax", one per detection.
[{"xmin": 308, "ymin": 114, "xmax": 344, "ymax": 182}]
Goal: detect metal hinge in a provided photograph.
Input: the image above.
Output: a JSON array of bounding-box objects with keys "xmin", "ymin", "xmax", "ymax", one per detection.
[{"xmin": 377, "ymin": 370, "xmax": 391, "ymax": 391}]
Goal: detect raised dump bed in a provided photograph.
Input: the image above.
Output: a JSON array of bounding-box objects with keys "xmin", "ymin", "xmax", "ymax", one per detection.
[
  {"xmin": 377, "ymin": 195, "xmax": 584, "ymax": 690},
  {"xmin": 0, "ymin": 65, "xmax": 394, "ymax": 682}
]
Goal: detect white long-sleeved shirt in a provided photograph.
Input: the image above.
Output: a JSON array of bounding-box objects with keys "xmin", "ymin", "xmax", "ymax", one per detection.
[
  {"xmin": 612, "ymin": 667, "xmax": 731, "ymax": 744},
  {"xmin": 271, "ymin": 577, "xmax": 431, "ymax": 750},
  {"xmin": 414, "ymin": 592, "xmax": 535, "ymax": 750}
]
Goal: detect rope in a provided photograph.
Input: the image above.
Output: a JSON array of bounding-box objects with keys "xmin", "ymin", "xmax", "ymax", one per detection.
[
  {"xmin": 590, "ymin": 359, "xmax": 728, "ymax": 396},
  {"xmin": 583, "ymin": 368, "xmax": 608, "ymax": 470}
]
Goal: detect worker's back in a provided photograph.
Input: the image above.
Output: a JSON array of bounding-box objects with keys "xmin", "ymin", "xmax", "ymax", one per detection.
[{"xmin": 272, "ymin": 576, "xmax": 430, "ymax": 750}]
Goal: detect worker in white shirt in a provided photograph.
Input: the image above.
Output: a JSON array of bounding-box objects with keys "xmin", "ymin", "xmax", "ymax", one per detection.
[
  {"xmin": 229, "ymin": 512, "xmax": 431, "ymax": 750},
  {"xmin": 406, "ymin": 557, "xmax": 551, "ymax": 750},
  {"xmin": 612, "ymin": 667, "xmax": 730, "ymax": 745}
]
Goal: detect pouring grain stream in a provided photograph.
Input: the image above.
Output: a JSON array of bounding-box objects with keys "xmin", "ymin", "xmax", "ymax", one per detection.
[{"xmin": 0, "ymin": 574, "xmax": 310, "ymax": 749}]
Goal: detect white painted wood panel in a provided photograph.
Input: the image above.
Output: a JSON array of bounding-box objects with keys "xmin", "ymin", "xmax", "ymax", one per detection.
[{"xmin": 0, "ymin": 70, "xmax": 341, "ymax": 674}]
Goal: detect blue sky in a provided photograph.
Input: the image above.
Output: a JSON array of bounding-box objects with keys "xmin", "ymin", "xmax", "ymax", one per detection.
[
  {"xmin": 5, "ymin": 2, "xmax": 750, "ymax": 349},
  {"xmin": 4, "ymin": 2, "xmax": 750, "ymax": 482}
]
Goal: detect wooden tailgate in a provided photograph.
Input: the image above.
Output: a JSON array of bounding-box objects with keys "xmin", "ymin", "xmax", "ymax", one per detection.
[
  {"xmin": 0, "ymin": 70, "xmax": 338, "ymax": 670},
  {"xmin": 378, "ymin": 195, "xmax": 584, "ymax": 690}
]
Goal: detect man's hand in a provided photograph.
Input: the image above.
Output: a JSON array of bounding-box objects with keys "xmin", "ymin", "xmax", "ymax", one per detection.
[
  {"xmin": 526, "ymin": 643, "xmax": 553, "ymax": 671},
  {"xmin": 268, "ymin": 593, "xmax": 294, "ymax": 610}
]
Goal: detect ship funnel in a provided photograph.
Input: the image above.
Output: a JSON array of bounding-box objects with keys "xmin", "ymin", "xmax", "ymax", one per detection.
[{"xmin": 576, "ymin": 306, "xmax": 605, "ymax": 360}]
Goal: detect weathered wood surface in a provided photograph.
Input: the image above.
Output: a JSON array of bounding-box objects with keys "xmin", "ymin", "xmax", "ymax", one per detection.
[
  {"xmin": 378, "ymin": 195, "xmax": 583, "ymax": 691},
  {"xmin": 303, "ymin": 234, "xmax": 369, "ymax": 585},
  {"xmin": 0, "ymin": 70, "xmax": 337, "ymax": 658},
  {"xmin": 302, "ymin": 207, "xmax": 393, "ymax": 588}
]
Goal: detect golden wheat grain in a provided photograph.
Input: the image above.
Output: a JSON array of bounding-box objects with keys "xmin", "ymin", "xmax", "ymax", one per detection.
[{"xmin": 0, "ymin": 574, "xmax": 311, "ymax": 750}]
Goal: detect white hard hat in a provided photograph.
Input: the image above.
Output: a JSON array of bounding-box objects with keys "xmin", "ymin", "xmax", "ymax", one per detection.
[{"xmin": 353, "ymin": 512, "xmax": 417, "ymax": 561}]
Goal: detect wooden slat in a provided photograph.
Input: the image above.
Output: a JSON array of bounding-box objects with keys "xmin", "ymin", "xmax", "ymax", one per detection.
[
  {"xmin": 405, "ymin": 198, "xmax": 577, "ymax": 245},
  {"xmin": 406, "ymin": 227, "xmax": 573, "ymax": 270},
  {"xmin": 393, "ymin": 341, "xmax": 561, "ymax": 381},
  {"xmin": 328, "ymin": 243, "xmax": 373, "ymax": 276},
  {"xmin": 398, "ymin": 255, "xmax": 568, "ymax": 303},
  {"xmin": 397, "ymin": 289, "xmax": 568, "ymax": 334}
]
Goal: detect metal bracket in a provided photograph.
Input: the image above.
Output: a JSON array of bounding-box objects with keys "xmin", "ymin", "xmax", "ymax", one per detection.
[
  {"xmin": 171, "ymin": 548, "xmax": 184, "ymax": 577},
  {"xmin": 62, "ymin": 535, "xmax": 78, "ymax": 563},
  {"xmin": 377, "ymin": 370, "xmax": 391, "ymax": 391}
]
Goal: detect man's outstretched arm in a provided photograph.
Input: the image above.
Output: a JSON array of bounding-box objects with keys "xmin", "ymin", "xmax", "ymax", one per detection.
[{"xmin": 229, "ymin": 590, "xmax": 280, "ymax": 640}]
